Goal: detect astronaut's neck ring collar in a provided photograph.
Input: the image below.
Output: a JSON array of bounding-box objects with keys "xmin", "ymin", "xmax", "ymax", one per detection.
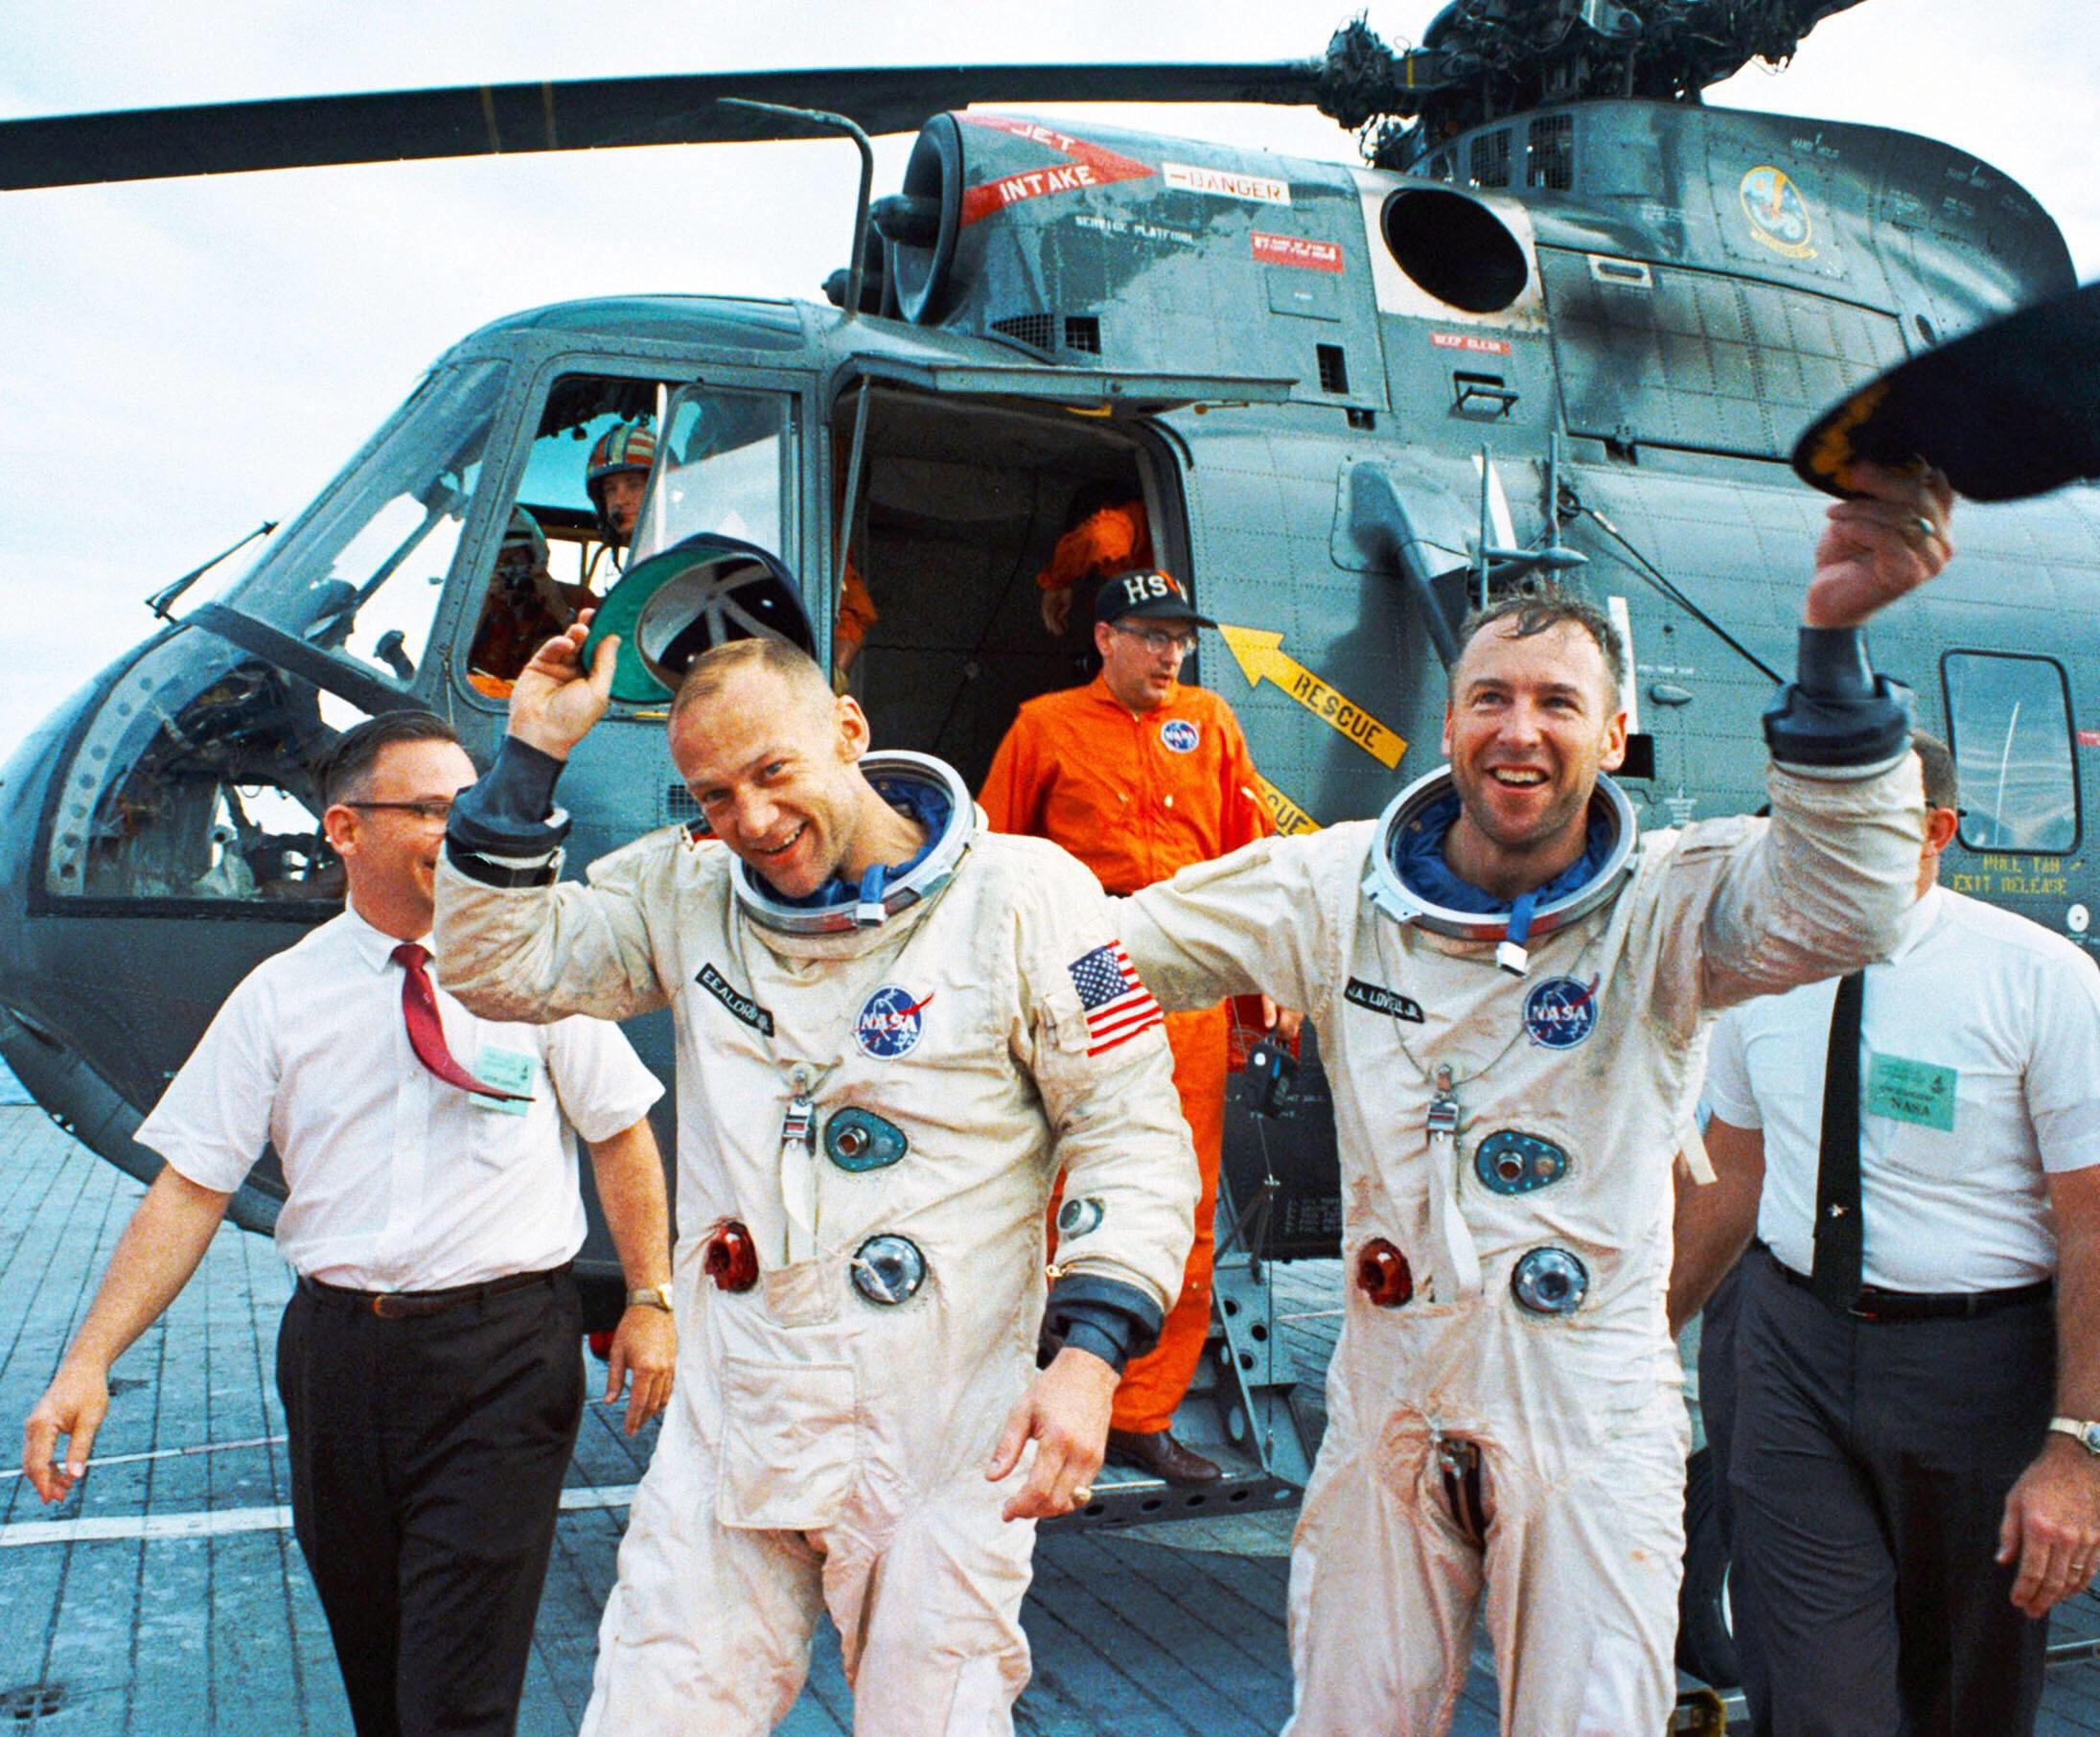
[
  {"xmin": 1360, "ymin": 766, "xmax": 1638, "ymax": 963},
  {"xmin": 729, "ymin": 751, "xmax": 975, "ymax": 936}
]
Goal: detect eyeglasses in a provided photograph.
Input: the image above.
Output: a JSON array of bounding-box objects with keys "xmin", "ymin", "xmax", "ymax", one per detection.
[
  {"xmin": 343, "ymin": 799, "xmax": 455, "ymax": 822},
  {"xmin": 1115, "ymin": 625, "xmax": 1198, "ymax": 656}
]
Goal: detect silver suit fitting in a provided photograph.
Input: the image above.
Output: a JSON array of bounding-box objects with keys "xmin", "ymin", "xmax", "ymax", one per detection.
[{"xmin": 729, "ymin": 752, "xmax": 976, "ymax": 936}]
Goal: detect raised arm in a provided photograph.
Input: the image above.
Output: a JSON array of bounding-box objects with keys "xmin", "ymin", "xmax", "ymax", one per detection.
[
  {"xmin": 436, "ymin": 618, "xmax": 671, "ymax": 1023},
  {"xmin": 1685, "ymin": 464, "xmax": 1956, "ymax": 1009},
  {"xmin": 1119, "ymin": 825, "xmax": 1345, "ymax": 1016}
]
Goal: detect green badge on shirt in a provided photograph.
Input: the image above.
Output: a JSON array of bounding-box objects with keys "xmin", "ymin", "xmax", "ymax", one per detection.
[
  {"xmin": 473, "ymin": 1045, "xmax": 539, "ymax": 1118},
  {"xmin": 1864, "ymin": 1052, "xmax": 1958, "ymax": 1131}
]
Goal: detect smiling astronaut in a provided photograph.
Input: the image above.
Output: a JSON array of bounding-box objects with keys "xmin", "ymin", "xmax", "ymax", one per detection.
[
  {"xmin": 433, "ymin": 622, "xmax": 1196, "ymax": 1736},
  {"xmin": 1117, "ymin": 464, "xmax": 1955, "ymax": 1734}
]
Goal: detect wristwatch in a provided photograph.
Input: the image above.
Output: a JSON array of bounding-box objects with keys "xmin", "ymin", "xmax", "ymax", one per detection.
[
  {"xmin": 2048, "ymin": 1417, "xmax": 2100, "ymax": 1455},
  {"xmin": 626, "ymin": 1284, "xmax": 674, "ymax": 1313}
]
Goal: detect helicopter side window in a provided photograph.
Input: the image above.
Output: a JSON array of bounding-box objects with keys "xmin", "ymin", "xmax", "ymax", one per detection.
[
  {"xmin": 1942, "ymin": 651, "xmax": 2081, "ymax": 853},
  {"xmin": 219, "ymin": 360, "xmax": 509, "ymax": 688},
  {"xmin": 46, "ymin": 633, "xmax": 343, "ymax": 907},
  {"xmin": 629, "ymin": 387, "xmax": 791, "ymax": 567},
  {"xmin": 465, "ymin": 373, "xmax": 672, "ymax": 697}
]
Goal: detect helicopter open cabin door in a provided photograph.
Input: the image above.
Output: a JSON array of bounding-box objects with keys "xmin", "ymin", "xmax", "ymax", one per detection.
[{"xmin": 821, "ymin": 356, "xmax": 1292, "ymax": 793}]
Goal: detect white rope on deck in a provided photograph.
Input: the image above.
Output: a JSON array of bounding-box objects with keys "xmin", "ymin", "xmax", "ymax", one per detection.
[
  {"xmin": 0, "ymin": 1432, "xmax": 288, "ymax": 1481},
  {"xmin": 0, "ymin": 1396, "xmax": 640, "ymax": 1486},
  {"xmin": 0, "ymin": 1482, "xmax": 638, "ymax": 1549}
]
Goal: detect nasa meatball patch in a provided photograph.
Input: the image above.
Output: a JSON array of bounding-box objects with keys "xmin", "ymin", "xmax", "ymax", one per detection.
[
  {"xmin": 1160, "ymin": 718, "xmax": 1201, "ymax": 754},
  {"xmin": 1522, "ymin": 975, "xmax": 1599, "ymax": 1049},
  {"xmin": 854, "ymin": 985, "xmax": 933, "ymax": 1059}
]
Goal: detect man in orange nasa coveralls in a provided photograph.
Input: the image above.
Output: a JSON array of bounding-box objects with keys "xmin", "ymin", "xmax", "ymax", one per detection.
[
  {"xmin": 1036, "ymin": 492, "xmax": 1150, "ymax": 635},
  {"xmin": 981, "ymin": 567, "xmax": 1280, "ymax": 1485}
]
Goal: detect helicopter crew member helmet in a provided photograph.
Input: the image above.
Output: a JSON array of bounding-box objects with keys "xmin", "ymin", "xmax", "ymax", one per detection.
[
  {"xmin": 496, "ymin": 505, "xmax": 550, "ymax": 575},
  {"xmin": 586, "ymin": 424, "xmax": 658, "ymax": 547}
]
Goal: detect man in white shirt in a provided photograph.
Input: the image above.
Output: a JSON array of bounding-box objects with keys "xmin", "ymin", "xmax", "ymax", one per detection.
[
  {"xmin": 1673, "ymin": 730, "xmax": 2100, "ymax": 1737},
  {"xmin": 19, "ymin": 711, "xmax": 673, "ymax": 1737}
]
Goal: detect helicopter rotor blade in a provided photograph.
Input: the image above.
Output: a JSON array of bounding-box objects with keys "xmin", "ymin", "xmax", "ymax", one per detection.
[{"xmin": 0, "ymin": 63, "xmax": 1324, "ymax": 193}]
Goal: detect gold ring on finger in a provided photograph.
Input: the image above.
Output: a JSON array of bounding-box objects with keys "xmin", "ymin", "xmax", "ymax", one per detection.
[{"xmin": 1072, "ymin": 1485, "xmax": 1095, "ymax": 1505}]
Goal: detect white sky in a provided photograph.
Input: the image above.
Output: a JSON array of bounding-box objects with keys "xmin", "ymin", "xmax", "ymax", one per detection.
[{"xmin": 2, "ymin": 0, "xmax": 2094, "ymax": 762}]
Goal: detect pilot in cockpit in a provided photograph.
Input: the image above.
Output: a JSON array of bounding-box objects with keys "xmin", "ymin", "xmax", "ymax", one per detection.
[
  {"xmin": 467, "ymin": 507, "xmax": 591, "ymax": 698},
  {"xmin": 587, "ymin": 423, "xmax": 656, "ymax": 561}
]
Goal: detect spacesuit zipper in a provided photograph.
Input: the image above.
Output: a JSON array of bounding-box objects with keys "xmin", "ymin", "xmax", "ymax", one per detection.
[
  {"xmin": 779, "ymin": 1069, "xmax": 819, "ymax": 1264},
  {"xmin": 1434, "ymin": 1434, "xmax": 1489, "ymax": 1546}
]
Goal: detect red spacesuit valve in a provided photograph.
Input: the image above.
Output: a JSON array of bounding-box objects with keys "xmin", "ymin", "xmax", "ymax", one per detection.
[
  {"xmin": 704, "ymin": 1221, "xmax": 759, "ymax": 1292},
  {"xmin": 1355, "ymin": 1239, "xmax": 1415, "ymax": 1309}
]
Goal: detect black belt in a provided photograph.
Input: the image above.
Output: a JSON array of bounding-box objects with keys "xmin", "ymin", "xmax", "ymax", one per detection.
[
  {"xmin": 1764, "ymin": 1245, "xmax": 2051, "ymax": 1322},
  {"xmin": 297, "ymin": 1262, "xmax": 570, "ymax": 1319}
]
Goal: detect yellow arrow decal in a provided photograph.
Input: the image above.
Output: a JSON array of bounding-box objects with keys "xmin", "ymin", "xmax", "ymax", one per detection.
[
  {"xmin": 1256, "ymin": 776, "xmax": 1320, "ymax": 837},
  {"xmin": 1217, "ymin": 624, "xmax": 1408, "ymax": 769}
]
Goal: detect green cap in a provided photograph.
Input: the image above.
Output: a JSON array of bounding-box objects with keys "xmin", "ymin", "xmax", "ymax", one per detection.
[{"xmin": 582, "ymin": 534, "xmax": 817, "ymax": 706}]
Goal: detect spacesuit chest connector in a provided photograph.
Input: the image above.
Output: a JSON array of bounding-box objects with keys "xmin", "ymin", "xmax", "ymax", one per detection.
[
  {"xmin": 727, "ymin": 752, "xmax": 977, "ymax": 937},
  {"xmin": 1359, "ymin": 766, "xmax": 1639, "ymax": 975}
]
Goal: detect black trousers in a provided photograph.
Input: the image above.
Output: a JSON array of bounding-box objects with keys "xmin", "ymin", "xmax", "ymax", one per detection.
[
  {"xmin": 1728, "ymin": 1245, "xmax": 2053, "ymax": 1737},
  {"xmin": 1698, "ymin": 1256, "xmax": 1746, "ymax": 1549},
  {"xmin": 277, "ymin": 1270, "xmax": 585, "ymax": 1737}
]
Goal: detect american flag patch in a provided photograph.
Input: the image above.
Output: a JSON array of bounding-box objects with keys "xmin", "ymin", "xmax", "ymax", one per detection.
[{"xmin": 1068, "ymin": 941, "xmax": 1164, "ymax": 1056}]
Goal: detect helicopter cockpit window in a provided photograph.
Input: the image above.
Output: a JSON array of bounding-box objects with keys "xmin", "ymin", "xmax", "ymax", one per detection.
[
  {"xmin": 464, "ymin": 373, "xmax": 671, "ymax": 697},
  {"xmin": 629, "ymin": 387, "xmax": 791, "ymax": 567},
  {"xmin": 219, "ymin": 359, "xmax": 509, "ymax": 687},
  {"xmin": 1942, "ymin": 651, "xmax": 2081, "ymax": 853},
  {"xmin": 45, "ymin": 631, "xmax": 342, "ymax": 907}
]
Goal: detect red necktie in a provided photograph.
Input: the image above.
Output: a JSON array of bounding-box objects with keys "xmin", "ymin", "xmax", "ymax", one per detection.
[{"xmin": 390, "ymin": 942, "xmax": 529, "ymax": 1100}]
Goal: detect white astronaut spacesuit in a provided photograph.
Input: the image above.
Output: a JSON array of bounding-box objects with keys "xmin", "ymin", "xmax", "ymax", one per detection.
[
  {"xmin": 433, "ymin": 754, "xmax": 1196, "ymax": 1737},
  {"xmin": 1119, "ymin": 753, "xmax": 1924, "ymax": 1735}
]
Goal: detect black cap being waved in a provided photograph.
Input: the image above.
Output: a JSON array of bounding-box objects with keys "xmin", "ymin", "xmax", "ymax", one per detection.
[
  {"xmin": 1095, "ymin": 568, "xmax": 1216, "ymax": 630},
  {"xmin": 1792, "ymin": 279, "xmax": 2100, "ymax": 504}
]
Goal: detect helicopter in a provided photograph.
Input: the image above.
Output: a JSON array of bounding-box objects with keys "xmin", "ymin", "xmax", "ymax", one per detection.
[{"xmin": 3, "ymin": 3, "xmax": 2098, "ymax": 1656}]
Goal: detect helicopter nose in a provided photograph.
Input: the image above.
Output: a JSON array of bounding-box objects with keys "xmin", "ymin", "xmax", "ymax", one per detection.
[
  {"xmin": 0, "ymin": 660, "xmax": 174, "ymax": 1099},
  {"xmin": 0, "ymin": 684, "xmax": 90, "ymax": 941},
  {"xmin": 0, "ymin": 643, "xmax": 326, "ymax": 1234}
]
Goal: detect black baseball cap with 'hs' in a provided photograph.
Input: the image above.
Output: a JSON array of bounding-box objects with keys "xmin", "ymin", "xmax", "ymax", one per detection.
[{"xmin": 1095, "ymin": 569, "xmax": 1216, "ymax": 629}]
